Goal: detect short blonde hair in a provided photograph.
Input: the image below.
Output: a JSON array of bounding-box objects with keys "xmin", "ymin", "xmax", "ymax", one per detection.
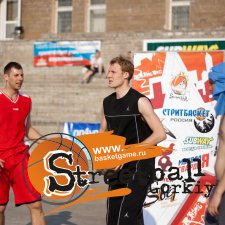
[{"xmin": 110, "ymin": 56, "xmax": 134, "ymax": 81}]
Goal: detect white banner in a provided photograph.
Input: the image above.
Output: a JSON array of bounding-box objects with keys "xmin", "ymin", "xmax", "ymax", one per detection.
[{"xmin": 133, "ymin": 51, "xmax": 224, "ymax": 225}]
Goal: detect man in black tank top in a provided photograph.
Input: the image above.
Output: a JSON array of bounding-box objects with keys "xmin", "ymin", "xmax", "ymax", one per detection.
[{"xmin": 100, "ymin": 56, "xmax": 166, "ymax": 225}]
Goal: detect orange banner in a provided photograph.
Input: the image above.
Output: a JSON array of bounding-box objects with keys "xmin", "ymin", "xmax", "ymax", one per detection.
[{"xmin": 77, "ymin": 131, "xmax": 169, "ymax": 170}]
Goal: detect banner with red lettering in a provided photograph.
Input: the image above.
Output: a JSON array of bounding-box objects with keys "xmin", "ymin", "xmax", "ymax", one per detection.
[
  {"xmin": 33, "ymin": 41, "xmax": 101, "ymax": 67},
  {"xmin": 133, "ymin": 51, "xmax": 224, "ymax": 225}
]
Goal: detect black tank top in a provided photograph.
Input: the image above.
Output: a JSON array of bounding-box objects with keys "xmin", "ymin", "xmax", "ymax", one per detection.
[
  {"xmin": 103, "ymin": 88, "xmax": 155, "ymax": 177},
  {"xmin": 103, "ymin": 88, "xmax": 153, "ymax": 144}
]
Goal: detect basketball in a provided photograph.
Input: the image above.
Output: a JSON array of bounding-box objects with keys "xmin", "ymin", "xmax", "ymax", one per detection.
[{"xmin": 27, "ymin": 133, "xmax": 90, "ymax": 205}]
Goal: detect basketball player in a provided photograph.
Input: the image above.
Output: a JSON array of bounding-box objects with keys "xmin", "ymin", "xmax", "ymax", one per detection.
[
  {"xmin": 0, "ymin": 62, "xmax": 45, "ymax": 225},
  {"xmin": 100, "ymin": 56, "xmax": 166, "ymax": 225},
  {"xmin": 205, "ymin": 62, "xmax": 225, "ymax": 225}
]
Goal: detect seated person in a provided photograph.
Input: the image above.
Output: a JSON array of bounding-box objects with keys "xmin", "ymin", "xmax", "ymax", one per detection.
[
  {"xmin": 126, "ymin": 50, "xmax": 133, "ymax": 62},
  {"xmin": 81, "ymin": 50, "xmax": 104, "ymax": 84}
]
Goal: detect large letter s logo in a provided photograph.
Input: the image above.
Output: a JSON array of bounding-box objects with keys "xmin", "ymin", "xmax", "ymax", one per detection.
[{"xmin": 43, "ymin": 150, "xmax": 76, "ymax": 197}]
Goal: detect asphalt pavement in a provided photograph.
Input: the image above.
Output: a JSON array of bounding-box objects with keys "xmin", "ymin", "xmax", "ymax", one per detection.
[{"xmin": 5, "ymin": 178, "xmax": 107, "ymax": 225}]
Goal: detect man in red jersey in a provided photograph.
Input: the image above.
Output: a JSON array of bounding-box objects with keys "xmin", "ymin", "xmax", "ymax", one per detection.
[{"xmin": 0, "ymin": 62, "xmax": 45, "ymax": 225}]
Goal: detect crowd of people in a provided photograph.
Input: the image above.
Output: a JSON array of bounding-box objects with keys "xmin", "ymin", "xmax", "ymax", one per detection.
[{"xmin": 0, "ymin": 53, "xmax": 224, "ymax": 225}]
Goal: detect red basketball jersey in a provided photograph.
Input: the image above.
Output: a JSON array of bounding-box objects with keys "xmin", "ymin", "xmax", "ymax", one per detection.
[{"xmin": 0, "ymin": 91, "xmax": 31, "ymax": 159}]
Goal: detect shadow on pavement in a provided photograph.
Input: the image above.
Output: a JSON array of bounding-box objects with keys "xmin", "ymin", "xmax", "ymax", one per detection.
[{"xmin": 26, "ymin": 211, "xmax": 77, "ymax": 225}]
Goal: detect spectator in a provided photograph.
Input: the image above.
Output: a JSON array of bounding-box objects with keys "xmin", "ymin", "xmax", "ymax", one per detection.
[
  {"xmin": 81, "ymin": 50, "xmax": 104, "ymax": 84},
  {"xmin": 126, "ymin": 50, "xmax": 133, "ymax": 63}
]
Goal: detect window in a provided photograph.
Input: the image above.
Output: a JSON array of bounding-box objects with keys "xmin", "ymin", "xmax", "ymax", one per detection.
[
  {"xmin": 167, "ymin": 0, "xmax": 190, "ymax": 30},
  {"xmin": 91, "ymin": 0, "xmax": 105, "ymax": 4},
  {"xmin": 56, "ymin": 0, "xmax": 72, "ymax": 33},
  {"xmin": 0, "ymin": 0, "xmax": 21, "ymax": 39},
  {"xmin": 88, "ymin": 0, "xmax": 106, "ymax": 32}
]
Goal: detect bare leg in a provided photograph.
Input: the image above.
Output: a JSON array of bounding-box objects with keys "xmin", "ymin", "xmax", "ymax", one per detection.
[
  {"xmin": 82, "ymin": 70, "xmax": 93, "ymax": 83},
  {"xmin": 0, "ymin": 205, "xmax": 6, "ymax": 225},
  {"xmin": 27, "ymin": 201, "xmax": 45, "ymax": 225}
]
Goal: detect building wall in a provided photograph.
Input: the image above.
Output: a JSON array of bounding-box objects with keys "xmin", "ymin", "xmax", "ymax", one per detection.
[
  {"xmin": 190, "ymin": 0, "xmax": 225, "ymax": 29},
  {"xmin": 73, "ymin": 0, "xmax": 86, "ymax": 33},
  {"xmin": 18, "ymin": 0, "xmax": 225, "ymax": 40},
  {"xmin": 1, "ymin": 30, "xmax": 225, "ymax": 74},
  {"xmin": 21, "ymin": 0, "xmax": 53, "ymax": 40},
  {"xmin": 21, "ymin": 0, "xmax": 87, "ymax": 39},
  {"xmin": 106, "ymin": 0, "xmax": 166, "ymax": 32}
]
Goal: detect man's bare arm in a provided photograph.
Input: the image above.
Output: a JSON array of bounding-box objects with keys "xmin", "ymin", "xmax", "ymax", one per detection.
[
  {"xmin": 26, "ymin": 114, "xmax": 42, "ymax": 142},
  {"xmin": 138, "ymin": 97, "xmax": 166, "ymax": 146},
  {"xmin": 208, "ymin": 171, "xmax": 225, "ymax": 216},
  {"xmin": 0, "ymin": 159, "xmax": 4, "ymax": 171},
  {"xmin": 100, "ymin": 107, "xmax": 107, "ymax": 132},
  {"xmin": 208, "ymin": 115, "xmax": 225, "ymax": 216}
]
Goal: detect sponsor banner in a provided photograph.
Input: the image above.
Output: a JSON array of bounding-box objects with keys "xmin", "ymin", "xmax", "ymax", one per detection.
[
  {"xmin": 133, "ymin": 51, "xmax": 224, "ymax": 225},
  {"xmin": 170, "ymin": 173, "xmax": 216, "ymax": 225},
  {"xmin": 63, "ymin": 122, "xmax": 100, "ymax": 137},
  {"xmin": 33, "ymin": 41, "xmax": 101, "ymax": 67},
  {"xmin": 143, "ymin": 38, "xmax": 225, "ymax": 51}
]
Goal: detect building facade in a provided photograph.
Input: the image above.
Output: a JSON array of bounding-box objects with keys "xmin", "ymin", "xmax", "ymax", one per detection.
[{"xmin": 0, "ymin": 0, "xmax": 225, "ymax": 40}]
